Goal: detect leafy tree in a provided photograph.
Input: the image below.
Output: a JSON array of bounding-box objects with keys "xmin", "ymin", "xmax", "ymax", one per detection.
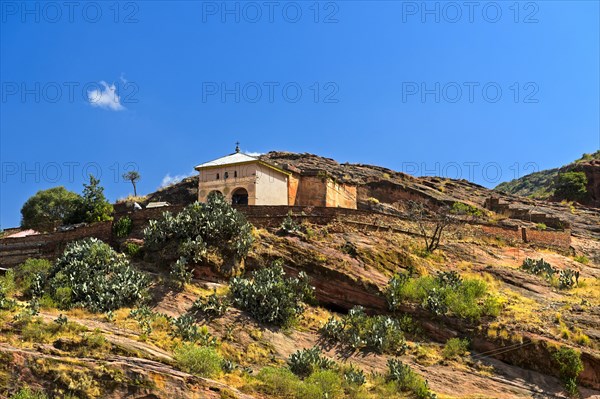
[
  {"xmin": 69, "ymin": 175, "xmax": 114, "ymax": 223},
  {"xmin": 554, "ymin": 171, "xmax": 589, "ymax": 202},
  {"xmin": 123, "ymin": 171, "xmax": 141, "ymax": 196},
  {"xmin": 20, "ymin": 187, "xmax": 81, "ymax": 231},
  {"xmin": 40, "ymin": 238, "xmax": 148, "ymax": 312}
]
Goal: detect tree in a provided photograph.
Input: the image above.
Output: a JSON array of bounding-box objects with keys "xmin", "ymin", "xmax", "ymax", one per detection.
[
  {"xmin": 69, "ymin": 175, "xmax": 114, "ymax": 223},
  {"xmin": 408, "ymin": 201, "xmax": 454, "ymax": 254},
  {"xmin": 554, "ymin": 171, "xmax": 588, "ymax": 202},
  {"xmin": 20, "ymin": 187, "xmax": 82, "ymax": 232},
  {"xmin": 123, "ymin": 171, "xmax": 141, "ymax": 196}
]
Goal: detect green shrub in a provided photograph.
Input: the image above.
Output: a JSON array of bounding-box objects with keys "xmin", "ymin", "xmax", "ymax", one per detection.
[
  {"xmin": 288, "ymin": 347, "xmax": 336, "ymax": 378},
  {"xmin": 230, "ymin": 261, "xmax": 314, "ymax": 327},
  {"xmin": 320, "ymin": 306, "xmax": 407, "ymax": 355},
  {"xmin": 387, "ymin": 359, "xmax": 436, "ymax": 399},
  {"xmin": 113, "ymin": 216, "xmax": 133, "ymax": 238},
  {"xmin": 451, "ymin": 202, "xmax": 483, "ymax": 218},
  {"xmin": 535, "ymin": 223, "xmax": 547, "ymax": 231},
  {"xmin": 257, "ymin": 367, "xmax": 301, "ymax": 397},
  {"xmin": 14, "ymin": 258, "xmax": 52, "ymax": 294},
  {"xmin": 304, "ymin": 370, "xmax": 344, "ymax": 399},
  {"xmin": 42, "ymin": 238, "xmax": 149, "ymax": 312},
  {"xmin": 10, "ymin": 387, "xmax": 49, "ymax": 399},
  {"xmin": 0, "ymin": 269, "xmax": 16, "ymax": 297},
  {"xmin": 442, "ymin": 338, "xmax": 469, "ymax": 360},
  {"xmin": 555, "ymin": 171, "xmax": 588, "ymax": 202},
  {"xmin": 144, "ymin": 192, "xmax": 253, "ymax": 264},
  {"xmin": 574, "ymin": 255, "xmax": 589, "ymax": 264},
  {"xmin": 18, "ymin": 316, "xmax": 87, "ymax": 343},
  {"xmin": 385, "ymin": 272, "xmax": 500, "ymax": 321},
  {"xmin": 123, "ymin": 242, "xmax": 141, "ymax": 258},
  {"xmin": 553, "ymin": 347, "xmax": 583, "ymax": 396},
  {"xmin": 175, "ymin": 344, "xmax": 222, "ymax": 377}
]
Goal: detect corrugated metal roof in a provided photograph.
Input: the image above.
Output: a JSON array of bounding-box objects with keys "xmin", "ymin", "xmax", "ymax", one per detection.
[
  {"xmin": 194, "ymin": 152, "xmax": 259, "ymax": 169},
  {"xmin": 146, "ymin": 201, "xmax": 171, "ymax": 208}
]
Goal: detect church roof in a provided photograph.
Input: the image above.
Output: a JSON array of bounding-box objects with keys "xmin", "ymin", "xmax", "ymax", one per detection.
[
  {"xmin": 194, "ymin": 152, "xmax": 259, "ymax": 169},
  {"xmin": 194, "ymin": 152, "xmax": 291, "ymax": 175}
]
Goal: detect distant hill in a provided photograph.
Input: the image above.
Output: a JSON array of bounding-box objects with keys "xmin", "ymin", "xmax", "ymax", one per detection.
[{"xmin": 495, "ymin": 151, "xmax": 600, "ymax": 200}]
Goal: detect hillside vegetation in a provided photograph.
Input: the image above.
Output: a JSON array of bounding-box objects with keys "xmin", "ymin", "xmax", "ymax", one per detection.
[
  {"xmin": 2, "ymin": 152, "xmax": 600, "ymax": 399},
  {"xmin": 495, "ymin": 151, "xmax": 600, "ymax": 200}
]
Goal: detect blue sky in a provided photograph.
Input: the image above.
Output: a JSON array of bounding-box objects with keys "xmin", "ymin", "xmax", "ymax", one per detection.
[{"xmin": 1, "ymin": 1, "xmax": 599, "ymax": 228}]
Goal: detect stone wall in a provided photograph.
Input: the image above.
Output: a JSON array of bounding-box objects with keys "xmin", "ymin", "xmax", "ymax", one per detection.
[
  {"xmin": 325, "ymin": 180, "xmax": 357, "ymax": 209},
  {"xmin": 358, "ymin": 180, "xmax": 440, "ymax": 207},
  {"xmin": 484, "ymin": 197, "xmax": 569, "ymax": 229},
  {"xmin": 0, "ymin": 205, "xmax": 571, "ymax": 269},
  {"xmin": 0, "ymin": 222, "xmax": 112, "ymax": 268},
  {"xmin": 524, "ymin": 228, "xmax": 572, "ymax": 249},
  {"xmin": 294, "ymin": 176, "xmax": 357, "ymax": 209},
  {"xmin": 295, "ymin": 175, "xmax": 328, "ymax": 207}
]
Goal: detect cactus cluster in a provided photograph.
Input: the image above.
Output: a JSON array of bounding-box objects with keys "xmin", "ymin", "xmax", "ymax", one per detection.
[
  {"xmin": 320, "ymin": 306, "xmax": 408, "ymax": 355},
  {"xmin": 190, "ymin": 290, "xmax": 230, "ymax": 319},
  {"xmin": 288, "ymin": 347, "xmax": 336, "ymax": 377},
  {"xmin": 144, "ymin": 192, "xmax": 254, "ymax": 262},
  {"xmin": 229, "ymin": 261, "xmax": 315, "ymax": 327},
  {"xmin": 521, "ymin": 258, "xmax": 579, "ymax": 289},
  {"xmin": 387, "ymin": 359, "xmax": 437, "ymax": 399},
  {"xmin": 37, "ymin": 238, "xmax": 148, "ymax": 312}
]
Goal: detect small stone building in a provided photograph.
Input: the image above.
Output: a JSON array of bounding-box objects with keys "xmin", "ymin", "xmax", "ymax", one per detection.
[{"xmin": 195, "ymin": 147, "xmax": 357, "ymax": 208}]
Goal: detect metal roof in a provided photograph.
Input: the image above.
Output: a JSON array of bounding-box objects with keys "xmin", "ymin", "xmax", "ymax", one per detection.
[
  {"xmin": 194, "ymin": 152, "xmax": 259, "ymax": 169},
  {"xmin": 146, "ymin": 201, "xmax": 171, "ymax": 208}
]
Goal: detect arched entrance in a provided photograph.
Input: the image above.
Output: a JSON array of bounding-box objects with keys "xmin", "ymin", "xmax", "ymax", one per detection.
[
  {"xmin": 208, "ymin": 190, "xmax": 223, "ymax": 199},
  {"xmin": 231, "ymin": 187, "xmax": 249, "ymax": 205}
]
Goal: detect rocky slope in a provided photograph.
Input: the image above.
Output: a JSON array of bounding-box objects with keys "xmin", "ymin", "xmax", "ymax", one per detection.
[{"xmin": 3, "ymin": 151, "xmax": 600, "ymax": 399}]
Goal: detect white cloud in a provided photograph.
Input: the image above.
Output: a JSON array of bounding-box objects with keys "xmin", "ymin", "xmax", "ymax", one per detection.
[
  {"xmin": 87, "ymin": 81, "xmax": 125, "ymax": 111},
  {"xmin": 246, "ymin": 151, "xmax": 263, "ymax": 157},
  {"xmin": 160, "ymin": 172, "xmax": 194, "ymax": 188}
]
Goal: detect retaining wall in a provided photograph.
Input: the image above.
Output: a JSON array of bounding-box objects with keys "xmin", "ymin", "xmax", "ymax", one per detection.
[{"xmin": 0, "ymin": 205, "xmax": 571, "ymax": 269}]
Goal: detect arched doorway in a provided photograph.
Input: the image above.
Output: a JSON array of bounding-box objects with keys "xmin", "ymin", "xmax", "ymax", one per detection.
[
  {"xmin": 208, "ymin": 190, "xmax": 223, "ymax": 199},
  {"xmin": 231, "ymin": 188, "xmax": 249, "ymax": 205}
]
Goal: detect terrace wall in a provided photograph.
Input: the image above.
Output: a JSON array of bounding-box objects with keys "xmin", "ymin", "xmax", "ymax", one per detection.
[{"xmin": 0, "ymin": 205, "xmax": 571, "ymax": 269}]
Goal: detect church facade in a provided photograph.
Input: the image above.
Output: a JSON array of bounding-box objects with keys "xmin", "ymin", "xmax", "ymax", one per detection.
[{"xmin": 195, "ymin": 148, "xmax": 357, "ymax": 208}]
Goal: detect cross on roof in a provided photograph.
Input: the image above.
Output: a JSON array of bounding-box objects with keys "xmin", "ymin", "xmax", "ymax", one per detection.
[{"xmin": 235, "ymin": 141, "xmax": 240, "ymax": 153}]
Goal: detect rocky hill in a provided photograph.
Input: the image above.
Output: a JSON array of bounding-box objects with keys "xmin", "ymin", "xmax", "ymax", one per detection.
[
  {"xmin": 495, "ymin": 151, "xmax": 600, "ymax": 205},
  {"xmin": 1, "ymin": 151, "xmax": 600, "ymax": 399}
]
